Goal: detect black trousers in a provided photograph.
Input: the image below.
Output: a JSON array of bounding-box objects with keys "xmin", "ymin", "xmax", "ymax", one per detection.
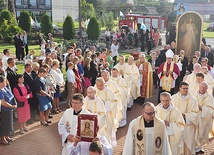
[
  {"xmin": 158, "ymin": 87, "xmax": 175, "ymax": 103},
  {"xmin": 29, "ymin": 95, "xmax": 39, "ymax": 119},
  {"xmin": 17, "ymin": 48, "xmax": 24, "ymax": 60},
  {"xmin": 25, "ymin": 44, "xmax": 29, "ymax": 56},
  {"xmin": 91, "ymin": 76, "xmax": 97, "ymax": 86},
  {"xmin": 15, "ymin": 46, "xmax": 19, "ymax": 58},
  {"xmin": 113, "ymin": 56, "xmax": 117, "ymax": 67},
  {"xmin": 153, "ymin": 72, "xmax": 159, "ymax": 86}
]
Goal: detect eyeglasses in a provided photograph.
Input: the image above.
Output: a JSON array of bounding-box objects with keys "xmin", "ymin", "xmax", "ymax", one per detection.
[
  {"xmin": 161, "ymin": 100, "xmax": 170, "ymax": 102},
  {"xmin": 143, "ymin": 110, "xmax": 156, "ymax": 116},
  {"xmin": 181, "ymin": 87, "xmax": 188, "ymax": 89}
]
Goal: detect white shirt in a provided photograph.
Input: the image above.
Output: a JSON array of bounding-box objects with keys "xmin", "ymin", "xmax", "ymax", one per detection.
[
  {"xmin": 50, "ymin": 68, "xmax": 64, "ymax": 86},
  {"xmin": 105, "ymin": 31, "xmax": 110, "ymax": 37},
  {"xmin": 2, "ymin": 55, "xmax": 9, "ymax": 70},
  {"xmin": 111, "ymin": 44, "xmax": 119, "ymax": 57},
  {"xmin": 66, "ymin": 69, "xmax": 76, "ymax": 83}
]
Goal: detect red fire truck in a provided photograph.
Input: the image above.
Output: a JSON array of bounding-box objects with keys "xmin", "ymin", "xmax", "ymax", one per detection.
[{"xmin": 118, "ymin": 14, "xmax": 167, "ymax": 32}]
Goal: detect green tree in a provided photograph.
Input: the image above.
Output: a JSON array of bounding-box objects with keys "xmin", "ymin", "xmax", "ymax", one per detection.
[
  {"xmin": 105, "ymin": 12, "xmax": 114, "ymax": 30},
  {"xmin": 0, "ymin": 9, "xmax": 12, "ymax": 24},
  {"xmin": 87, "ymin": 17, "xmax": 100, "ymax": 40},
  {"xmin": 18, "ymin": 10, "xmax": 31, "ymax": 32},
  {"xmin": 63, "ymin": 15, "xmax": 75, "ymax": 40},
  {"xmin": 0, "ymin": 9, "xmax": 22, "ymax": 43},
  {"xmin": 40, "ymin": 14, "xmax": 53, "ymax": 36},
  {"xmin": 86, "ymin": 0, "xmax": 105, "ymax": 16},
  {"xmin": 0, "ymin": 0, "xmax": 7, "ymax": 12},
  {"xmin": 81, "ymin": 0, "xmax": 96, "ymax": 19}
]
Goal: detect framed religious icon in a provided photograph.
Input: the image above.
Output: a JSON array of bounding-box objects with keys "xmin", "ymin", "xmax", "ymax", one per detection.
[
  {"xmin": 176, "ymin": 11, "xmax": 203, "ymax": 60},
  {"xmin": 77, "ymin": 114, "xmax": 98, "ymax": 142}
]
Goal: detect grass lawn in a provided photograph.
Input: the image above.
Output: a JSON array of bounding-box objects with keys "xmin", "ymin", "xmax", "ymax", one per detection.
[
  {"xmin": 54, "ymin": 21, "xmax": 79, "ymax": 29},
  {"xmin": 0, "ymin": 44, "xmax": 41, "ymax": 56},
  {"xmin": 203, "ymin": 22, "xmax": 214, "ymax": 38},
  {"xmin": 16, "ymin": 63, "xmax": 25, "ymax": 74}
]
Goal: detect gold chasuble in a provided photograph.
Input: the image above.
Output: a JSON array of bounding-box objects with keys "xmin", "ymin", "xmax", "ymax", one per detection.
[
  {"xmin": 122, "ymin": 116, "xmax": 172, "ymax": 155},
  {"xmin": 139, "ymin": 61, "xmax": 153, "ymax": 98},
  {"xmin": 156, "ymin": 104, "xmax": 185, "ymax": 155},
  {"xmin": 134, "ymin": 116, "xmax": 164, "ymax": 155},
  {"xmin": 162, "ymin": 62, "xmax": 174, "ymax": 92},
  {"xmin": 171, "ymin": 93, "xmax": 199, "ymax": 155}
]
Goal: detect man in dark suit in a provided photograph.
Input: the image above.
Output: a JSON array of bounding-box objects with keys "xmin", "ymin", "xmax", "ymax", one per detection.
[
  {"xmin": 5, "ymin": 58, "xmax": 17, "ymax": 91},
  {"xmin": 13, "ymin": 32, "xmax": 19, "ymax": 59},
  {"xmin": 55, "ymin": 46, "xmax": 63, "ymax": 70},
  {"xmin": 201, "ymin": 46, "xmax": 214, "ymax": 67},
  {"xmin": 179, "ymin": 50, "xmax": 188, "ymax": 82},
  {"xmin": 23, "ymin": 64, "xmax": 39, "ymax": 123},
  {"xmin": 90, "ymin": 54, "xmax": 98, "ymax": 86}
]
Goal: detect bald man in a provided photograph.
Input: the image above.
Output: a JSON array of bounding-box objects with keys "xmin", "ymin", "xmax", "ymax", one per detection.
[
  {"xmin": 94, "ymin": 78, "xmax": 118, "ymax": 147},
  {"xmin": 101, "ymin": 70, "xmax": 123, "ymax": 127},
  {"xmin": 194, "ymin": 82, "xmax": 214, "ymax": 154},
  {"xmin": 83, "ymin": 86, "xmax": 108, "ymax": 142}
]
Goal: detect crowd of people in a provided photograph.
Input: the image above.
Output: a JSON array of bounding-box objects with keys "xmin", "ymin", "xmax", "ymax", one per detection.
[
  {"xmin": 0, "ymin": 30, "xmax": 214, "ymax": 155},
  {"xmin": 105, "ymin": 28, "xmax": 161, "ymax": 54}
]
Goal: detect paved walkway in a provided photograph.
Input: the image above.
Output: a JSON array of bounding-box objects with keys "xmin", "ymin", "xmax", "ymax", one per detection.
[{"xmin": 1, "ymin": 89, "xmax": 214, "ymax": 155}]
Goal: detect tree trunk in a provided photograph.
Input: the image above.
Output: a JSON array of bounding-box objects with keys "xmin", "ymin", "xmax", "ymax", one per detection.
[{"xmin": 8, "ymin": 0, "xmax": 15, "ymax": 15}]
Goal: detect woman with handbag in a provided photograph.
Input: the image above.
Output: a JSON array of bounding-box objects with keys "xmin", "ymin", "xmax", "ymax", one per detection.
[
  {"xmin": 35, "ymin": 67, "xmax": 53, "ymax": 126},
  {"xmin": 50, "ymin": 60, "xmax": 65, "ymax": 114},
  {"xmin": 0, "ymin": 76, "xmax": 17, "ymax": 144},
  {"xmin": 13, "ymin": 74, "xmax": 32, "ymax": 134}
]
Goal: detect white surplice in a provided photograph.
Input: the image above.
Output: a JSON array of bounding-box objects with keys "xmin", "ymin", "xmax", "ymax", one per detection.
[{"xmin": 58, "ymin": 108, "xmax": 91, "ymax": 155}]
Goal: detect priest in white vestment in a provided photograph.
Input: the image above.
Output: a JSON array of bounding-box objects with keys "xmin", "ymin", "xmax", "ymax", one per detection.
[
  {"xmin": 114, "ymin": 55, "xmax": 132, "ymax": 89},
  {"xmin": 83, "ymin": 86, "xmax": 109, "ymax": 142},
  {"xmin": 127, "ymin": 56, "xmax": 140, "ymax": 108},
  {"xmin": 156, "ymin": 92, "xmax": 185, "ymax": 155},
  {"xmin": 94, "ymin": 77, "xmax": 118, "ymax": 147},
  {"xmin": 193, "ymin": 82, "xmax": 214, "ymax": 154},
  {"xmin": 123, "ymin": 102, "xmax": 172, "ymax": 155},
  {"xmin": 110, "ymin": 68, "xmax": 129, "ymax": 127},
  {"xmin": 184, "ymin": 63, "xmax": 201, "ymax": 85},
  {"xmin": 171, "ymin": 82, "xmax": 199, "ymax": 155},
  {"xmin": 201, "ymin": 66, "xmax": 214, "ymax": 94},
  {"xmin": 58, "ymin": 94, "xmax": 91, "ymax": 155},
  {"xmin": 188, "ymin": 72, "xmax": 213, "ymax": 95},
  {"xmin": 101, "ymin": 70, "xmax": 123, "ymax": 124}
]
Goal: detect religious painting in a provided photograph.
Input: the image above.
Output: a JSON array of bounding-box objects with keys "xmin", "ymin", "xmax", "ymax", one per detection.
[
  {"xmin": 155, "ymin": 137, "xmax": 161, "ymax": 148},
  {"xmin": 176, "ymin": 11, "xmax": 203, "ymax": 60},
  {"xmin": 136, "ymin": 129, "xmax": 143, "ymax": 141},
  {"xmin": 77, "ymin": 114, "xmax": 98, "ymax": 142}
]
